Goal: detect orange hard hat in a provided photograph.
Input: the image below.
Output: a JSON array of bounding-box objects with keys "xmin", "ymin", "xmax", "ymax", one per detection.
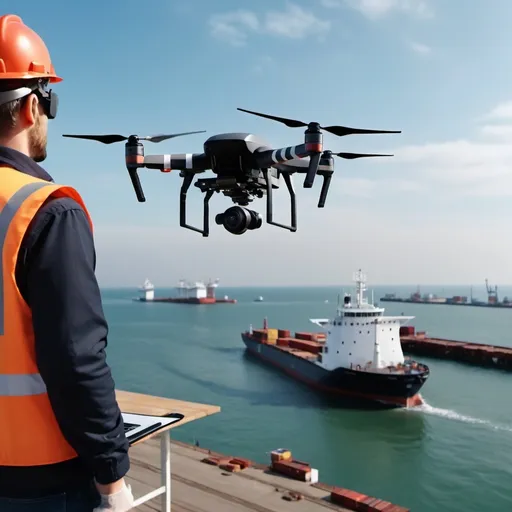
[{"xmin": 0, "ymin": 14, "xmax": 61, "ymax": 83}]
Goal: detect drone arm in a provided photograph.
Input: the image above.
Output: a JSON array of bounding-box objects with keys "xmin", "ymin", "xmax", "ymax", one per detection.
[
  {"xmin": 142, "ymin": 153, "xmax": 210, "ymax": 172},
  {"xmin": 254, "ymin": 144, "xmax": 309, "ymax": 169},
  {"xmin": 255, "ymin": 138, "xmax": 323, "ymax": 189}
]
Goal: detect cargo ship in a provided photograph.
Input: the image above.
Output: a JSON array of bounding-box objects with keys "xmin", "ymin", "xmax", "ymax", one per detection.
[
  {"xmin": 135, "ymin": 278, "xmax": 236, "ymax": 304},
  {"xmin": 241, "ymin": 270, "xmax": 429, "ymax": 408}
]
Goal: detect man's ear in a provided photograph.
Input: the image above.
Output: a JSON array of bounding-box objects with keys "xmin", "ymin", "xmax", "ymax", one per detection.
[{"xmin": 19, "ymin": 94, "xmax": 39, "ymax": 128}]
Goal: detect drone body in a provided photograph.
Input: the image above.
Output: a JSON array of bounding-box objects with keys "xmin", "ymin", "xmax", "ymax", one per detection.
[{"xmin": 63, "ymin": 108, "xmax": 400, "ymax": 237}]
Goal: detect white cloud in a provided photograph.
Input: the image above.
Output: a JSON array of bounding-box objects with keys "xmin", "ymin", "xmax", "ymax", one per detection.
[
  {"xmin": 321, "ymin": 0, "xmax": 433, "ymax": 19},
  {"xmin": 334, "ymin": 177, "xmax": 420, "ymax": 198},
  {"xmin": 209, "ymin": 3, "xmax": 330, "ymax": 46},
  {"xmin": 409, "ymin": 41, "xmax": 431, "ymax": 55},
  {"xmin": 479, "ymin": 124, "xmax": 512, "ymax": 140},
  {"xmin": 264, "ymin": 4, "xmax": 330, "ymax": 39},
  {"xmin": 370, "ymin": 101, "xmax": 512, "ymax": 197},
  {"xmin": 484, "ymin": 100, "xmax": 512, "ymax": 120},
  {"xmin": 208, "ymin": 10, "xmax": 259, "ymax": 46}
]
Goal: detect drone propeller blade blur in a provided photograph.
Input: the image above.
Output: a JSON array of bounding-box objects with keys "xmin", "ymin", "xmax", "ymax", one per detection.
[
  {"xmin": 62, "ymin": 130, "xmax": 206, "ymax": 145},
  {"xmin": 139, "ymin": 131, "xmax": 206, "ymax": 142},
  {"xmin": 237, "ymin": 108, "xmax": 307, "ymax": 128},
  {"xmin": 237, "ymin": 108, "xmax": 401, "ymax": 137},
  {"xmin": 333, "ymin": 152, "xmax": 394, "ymax": 159},
  {"xmin": 62, "ymin": 134, "xmax": 128, "ymax": 144}
]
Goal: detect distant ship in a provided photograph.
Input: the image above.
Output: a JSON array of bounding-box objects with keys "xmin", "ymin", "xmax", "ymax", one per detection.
[
  {"xmin": 136, "ymin": 278, "xmax": 236, "ymax": 304},
  {"xmin": 380, "ymin": 279, "xmax": 512, "ymax": 309},
  {"xmin": 254, "ymin": 296, "xmax": 264, "ymax": 302},
  {"xmin": 241, "ymin": 270, "xmax": 429, "ymax": 408}
]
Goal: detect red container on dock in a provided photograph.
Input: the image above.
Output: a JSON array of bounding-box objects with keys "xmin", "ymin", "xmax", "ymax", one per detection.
[
  {"xmin": 372, "ymin": 501, "xmax": 394, "ymax": 511},
  {"xmin": 278, "ymin": 329, "xmax": 291, "ymax": 338},
  {"xmin": 330, "ymin": 488, "xmax": 368, "ymax": 509},
  {"xmin": 272, "ymin": 460, "xmax": 311, "ymax": 481}
]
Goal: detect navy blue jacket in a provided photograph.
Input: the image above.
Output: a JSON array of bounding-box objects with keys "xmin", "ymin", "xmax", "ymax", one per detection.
[{"xmin": 0, "ymin": 146, "xmax": 129, "ymax": 498}]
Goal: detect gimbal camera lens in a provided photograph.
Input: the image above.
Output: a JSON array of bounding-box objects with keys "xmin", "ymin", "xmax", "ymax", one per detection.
[{"xmin": 215, "ymin": 206, "xmax": 262, "ymax": 235}]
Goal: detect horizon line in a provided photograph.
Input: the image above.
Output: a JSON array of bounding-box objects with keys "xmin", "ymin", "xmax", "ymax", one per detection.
[{"xmin": 98, "ymin": 283, "xmax": 512, "ymax": 289}]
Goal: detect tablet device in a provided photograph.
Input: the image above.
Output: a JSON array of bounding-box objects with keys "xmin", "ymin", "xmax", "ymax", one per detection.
[{"xmin": 122, "ymin": 412, "xmax": 184, "ymax": 445}]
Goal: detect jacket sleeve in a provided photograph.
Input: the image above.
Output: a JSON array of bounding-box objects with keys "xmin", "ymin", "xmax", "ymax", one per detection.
[{"xmin": 17, "ymin": 196, "xmax": 130, "ymax": 484}]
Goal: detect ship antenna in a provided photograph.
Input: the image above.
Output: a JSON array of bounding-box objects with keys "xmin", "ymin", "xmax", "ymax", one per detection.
[{"xmin": 353, "ymin": 269, "xmax": 367, "ymax": 307}]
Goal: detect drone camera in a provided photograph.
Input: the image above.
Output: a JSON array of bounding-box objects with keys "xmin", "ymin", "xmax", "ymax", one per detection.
[{"xmin": 215, "ymin": 206, "xmax": 262, "ymax": 235}]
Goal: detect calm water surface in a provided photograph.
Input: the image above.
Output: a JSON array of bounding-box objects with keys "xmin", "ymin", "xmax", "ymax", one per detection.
[{"xmin": 102, "ymin": 284, "xmax": 512, "ymax": 512}]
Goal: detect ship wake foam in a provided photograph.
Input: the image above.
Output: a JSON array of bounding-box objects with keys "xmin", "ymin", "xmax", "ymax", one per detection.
[{"xmin": 406, "ymin": 398, "xmax": 512, "ymax": 433}]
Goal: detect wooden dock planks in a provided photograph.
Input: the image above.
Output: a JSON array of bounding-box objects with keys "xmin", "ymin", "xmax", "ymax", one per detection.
[{"xmin": 126, "ymin": 438, "xmax": 354, "ymax": 511}]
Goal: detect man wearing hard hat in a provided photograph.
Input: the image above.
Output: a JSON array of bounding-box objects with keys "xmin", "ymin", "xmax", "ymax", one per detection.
[{"xmin": 0, "ymin": 14, "xmax": 134, "ymax": 512}]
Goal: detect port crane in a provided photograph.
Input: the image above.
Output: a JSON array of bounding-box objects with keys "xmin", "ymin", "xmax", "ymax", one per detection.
[{"xmin": 485, "ymin": 278, "xmax": 498, "ymax": 304}]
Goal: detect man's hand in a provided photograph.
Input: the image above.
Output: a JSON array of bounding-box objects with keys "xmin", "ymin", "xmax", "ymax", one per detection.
[{"xmin": 93, "ymin": 478, "xmax": 134, "ymax": 512}]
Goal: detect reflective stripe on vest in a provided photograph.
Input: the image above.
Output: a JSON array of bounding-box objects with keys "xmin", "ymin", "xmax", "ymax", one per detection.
[
  {"xmin": 0, "ymin": 181, "xmax": 51, "ymax": 337},
  {"xmin": 0, "ymin": 181, "xmax": 52, "ymax": 398},
  {"xmin": 0, "ymin": 372, "xmax": 46, "ymax": 396}
]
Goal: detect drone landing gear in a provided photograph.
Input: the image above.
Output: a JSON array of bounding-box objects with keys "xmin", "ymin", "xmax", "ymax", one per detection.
[
  {"xmin": 263, "ymin": 169, "xmax": 297, "ymax": 232},
  {"xmin": 180, "ymin": 173, "xmax": 213, "ymax": 237}
]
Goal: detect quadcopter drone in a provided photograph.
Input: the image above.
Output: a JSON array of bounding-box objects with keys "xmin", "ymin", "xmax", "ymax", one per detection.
[{"xmin": 62, "ymin": 108, "xmax": 400, "ymax": 237}]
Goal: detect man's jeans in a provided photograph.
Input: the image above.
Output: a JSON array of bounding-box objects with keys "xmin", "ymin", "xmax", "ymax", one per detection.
[{"xmin": 0, "ymin": 482, "xmax": 101, "ymax": 512}]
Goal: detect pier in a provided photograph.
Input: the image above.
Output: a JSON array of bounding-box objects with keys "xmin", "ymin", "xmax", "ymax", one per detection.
[
  {"xmin": 126, "ymin": 438, "xmax": 409, "ymax": 511},
  {"xmin": 118, "ymin": 390, "xmax": 410, "ymax": 511}
]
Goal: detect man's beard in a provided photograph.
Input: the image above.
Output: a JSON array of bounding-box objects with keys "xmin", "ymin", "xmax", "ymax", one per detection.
[{"xmin": 28, "ymin": 115, "xmax": 47, "ymax": 163}]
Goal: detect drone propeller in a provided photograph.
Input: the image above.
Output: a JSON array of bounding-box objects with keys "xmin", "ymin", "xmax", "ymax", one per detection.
[
  {"xmin": 62, "ymin": 130, "xmax": 206, "ymax": 145},
  {"xmin": 332, "ymin": 151, "xmax": 394, "ymax": 159},
  {"xmin": 237, "ymin": 108, "xmax": 401, "ymax": 137},
  {"xmin": 238, "ymin": 107, "xmax": 400, "ymax": 188}
]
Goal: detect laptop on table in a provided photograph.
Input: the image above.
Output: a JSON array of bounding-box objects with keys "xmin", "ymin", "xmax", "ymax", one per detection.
[{"xmin": 122, "ymin": 412, "xmax": 185, "ymax": 445}]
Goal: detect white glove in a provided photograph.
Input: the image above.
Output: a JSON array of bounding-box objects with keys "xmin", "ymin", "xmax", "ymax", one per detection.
[{"xmin": 93, "ymin": 481, "xmax": 134, "ymax": 512}]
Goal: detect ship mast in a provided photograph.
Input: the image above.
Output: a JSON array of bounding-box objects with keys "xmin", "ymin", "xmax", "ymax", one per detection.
[{"xmin": 353, "ymin": 269, "xmax": 367, "ymax": 308}]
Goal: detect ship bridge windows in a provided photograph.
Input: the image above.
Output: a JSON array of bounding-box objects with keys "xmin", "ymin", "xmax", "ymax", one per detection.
[{"xmin": 344, "ymin": 312, "xmax": 382, "ymax": 318}]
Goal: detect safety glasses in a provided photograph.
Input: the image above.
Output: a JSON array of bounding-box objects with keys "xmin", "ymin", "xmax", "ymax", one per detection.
[
  {"xmin": 0, "ymin": 79, "xmax": 58, "ymax": 120},
  {"xmin": 33, "ymin": 84, "xmax": 58, "ymax": 120}
]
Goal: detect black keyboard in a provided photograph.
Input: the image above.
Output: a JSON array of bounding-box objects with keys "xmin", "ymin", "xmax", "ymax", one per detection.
[{"xmin": 124, "ymin": 422, "xmax": 139, "ymax": 433}]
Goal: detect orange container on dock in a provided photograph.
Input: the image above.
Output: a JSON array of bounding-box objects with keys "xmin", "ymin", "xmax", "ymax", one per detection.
[{"xmin": 230, "ymin": 457, "xmax": 251, "ymax": 469}]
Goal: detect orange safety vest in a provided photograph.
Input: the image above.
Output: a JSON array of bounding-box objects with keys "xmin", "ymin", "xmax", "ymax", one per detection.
[{"xmin": 0, "ymin": 166, "xmax": 93, "ymax": 466}]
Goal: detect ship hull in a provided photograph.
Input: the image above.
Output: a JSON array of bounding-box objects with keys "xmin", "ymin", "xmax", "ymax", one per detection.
[
  {"xmin": 138, "ymin": 297, "xmax": 236, "ymax": 304},
  {"xmin": 241, "ymin": 333, "xmax": 428, "ymax": 408}
]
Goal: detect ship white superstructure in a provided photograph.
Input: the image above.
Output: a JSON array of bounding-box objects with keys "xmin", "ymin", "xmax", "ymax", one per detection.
[{"xmin": 310, "ymin": 270, "xmax": 414, "ymax": 372}]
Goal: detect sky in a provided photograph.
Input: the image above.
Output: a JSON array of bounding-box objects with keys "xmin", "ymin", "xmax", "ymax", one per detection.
[{"xmin": 4, "ymin": 0, "xmax": 512, "ymax": 287}]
